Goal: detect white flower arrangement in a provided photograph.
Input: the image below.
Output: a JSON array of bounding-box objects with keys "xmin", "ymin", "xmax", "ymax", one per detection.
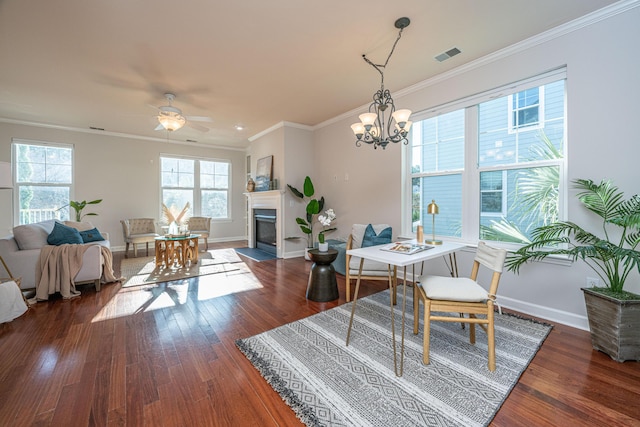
[{"xmin": 317, "ymin": 208, "xmax": 337, "ymax": 244}]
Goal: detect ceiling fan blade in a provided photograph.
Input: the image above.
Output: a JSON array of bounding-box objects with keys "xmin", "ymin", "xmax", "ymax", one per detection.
[
  {"xmin": 154, "ymin": 123, "xmax": 165, "ymax": 131},
  {"xmin": 187, "ymin": 122, "xmax": 210, "ymax": 132},
  {"xmin": 185, "ymin": 115, "xmax": 213, "ymax": 122}
]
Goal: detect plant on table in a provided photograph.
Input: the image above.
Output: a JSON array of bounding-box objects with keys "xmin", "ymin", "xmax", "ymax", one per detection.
[
  {"xmin": 162, "ymin": 202, "xmax": 191, "ymax": 234},
  {"xmin": 317, "ymin": 208, "xmax": 337, "ymax": 244}
]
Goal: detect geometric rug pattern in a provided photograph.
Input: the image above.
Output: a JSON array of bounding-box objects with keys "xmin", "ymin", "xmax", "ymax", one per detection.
[{"xmin": 237, "ymin": 289, "xmax": 552, "ymax": 427}]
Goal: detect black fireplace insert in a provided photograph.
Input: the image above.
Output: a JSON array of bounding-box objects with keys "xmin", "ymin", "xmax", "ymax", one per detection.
[{"xmin": 254, "ymin": 209, "xmax": 276, "ymax": 255}]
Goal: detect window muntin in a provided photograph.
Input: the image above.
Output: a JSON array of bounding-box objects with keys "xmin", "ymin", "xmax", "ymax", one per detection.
[
  {"xmin": 508, "ymin": 87, "xmax": 543, "ymax": 131},
  {"xmin": 13, "ymin": 142, "xmax": 73, "ymax": 224},
  {"xmin": 160, "ymin": 156, "xmax": 230, "ymax": 220},
  {"xmin": 408, "ymin": 77, "xmax": 565, "ymax": 245},
  {"xmin": 480, "ymin": 171, "xmax": 505, "ymax": 215}
]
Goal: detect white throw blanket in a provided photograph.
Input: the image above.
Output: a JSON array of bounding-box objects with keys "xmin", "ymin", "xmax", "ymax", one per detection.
[
  {"xmin": 36, "ymin": 245, "xmax": 86, "ymax": 300},
  {"xmin": 35, "ymin": 245, "xmax": 120, "ymax": 301}
]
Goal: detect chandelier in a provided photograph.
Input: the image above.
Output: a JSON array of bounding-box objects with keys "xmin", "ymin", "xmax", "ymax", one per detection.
[{"xmin": 351, "ymin": 17, "xmax": 412, "ymax": 150}]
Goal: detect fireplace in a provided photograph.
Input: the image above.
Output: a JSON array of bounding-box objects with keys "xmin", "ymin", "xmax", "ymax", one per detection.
[
  {"xmin": 245, "ymin": 190, "xmax": 284, "ymax": 258},
  {"xmin": 254, "ymin": 209, "xmax": 277, "ymax": 255}
]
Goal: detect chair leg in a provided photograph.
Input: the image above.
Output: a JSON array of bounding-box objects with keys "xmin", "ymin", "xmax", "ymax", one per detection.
[
  {"xmin": 413, "ymin": 285, "xmax": 420, "ymax": 335},
  {"xmin": 146, "ymin": 242, "xmax": 149, "ymax": 256},
  {"xmin": 133, "ymin": 243, "xmax": 138, "ymax": 258},
  {"xmin": 423, "ymin": 299, "xmax": 431, "ymax": 365},
  {"xmin": 125, "ymin": 243, "xmax": 130, "ymax": 259},
  {"xmin": 469, "ymin": 314, "xmax": 476, "ymax": 344},
  {"xmin": 487, "ymin": 305, "xmax": 496, "ymax": 371},
  {"xmin": 204, "ymin": 238, "xmax": 208, "ymax": 251}
]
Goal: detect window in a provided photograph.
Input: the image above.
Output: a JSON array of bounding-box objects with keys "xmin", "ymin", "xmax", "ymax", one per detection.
[
  {"xmin": 406, "ymin": 69, "xmax": 566, "ymax": 245},
  {"xmin": 160, "ymin": 156, "xmax": 230, "ymax": 219},
  {"xmin": 480, "ymin": 171, "xmax": 505, "ymax": 215},
  {"xmin": 12, "ymin": 141, "xmax": 73, "ymax": 225},
  {"xmin": 509, "ymin": 87, "xmax": 543, "ymax": 131}
]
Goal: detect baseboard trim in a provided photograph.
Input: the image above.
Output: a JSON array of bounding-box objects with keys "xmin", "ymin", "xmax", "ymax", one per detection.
[{"xmin": 497, "ymin": 295, "xmax": 589, "ymax": 331}]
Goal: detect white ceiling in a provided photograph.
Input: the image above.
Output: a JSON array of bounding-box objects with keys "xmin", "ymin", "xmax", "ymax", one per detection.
[{"xmin": 0, "ymin": 0, "xmax": 619, "ymax": 149}]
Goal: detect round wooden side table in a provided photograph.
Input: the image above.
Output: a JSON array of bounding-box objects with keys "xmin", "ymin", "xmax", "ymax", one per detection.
[{"xmin": 306, "ymin": 248, "xmax": 339, "ymax": 302}]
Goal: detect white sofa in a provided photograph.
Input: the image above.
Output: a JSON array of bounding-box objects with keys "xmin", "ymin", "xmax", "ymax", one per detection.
[{"xmin": 0, "ymin": 219, "xmax": 110, "ymax": 291}]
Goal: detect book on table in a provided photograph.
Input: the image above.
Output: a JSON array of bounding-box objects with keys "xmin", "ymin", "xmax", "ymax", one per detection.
[{"xmin": 380, "ymin": 242, "xmax": 433, "ymax": 255}]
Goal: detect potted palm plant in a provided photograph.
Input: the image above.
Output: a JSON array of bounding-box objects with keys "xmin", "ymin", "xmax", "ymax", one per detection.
[{"xmin": 506, "ymin": 178, "xmax": 640, "ymax": 362}]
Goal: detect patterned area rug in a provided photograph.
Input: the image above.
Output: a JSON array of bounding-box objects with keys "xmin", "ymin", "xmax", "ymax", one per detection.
[
  {"xmin": 120, "ymin": 248, "xmax": 243, "ymax": 287},
  {"xmin": 236, "ymin": 289, "xmax": 552, "ymax": 427}
]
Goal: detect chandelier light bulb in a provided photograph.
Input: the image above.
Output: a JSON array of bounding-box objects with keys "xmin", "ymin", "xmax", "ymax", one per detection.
[
  {"xmin": 351, "ymin": 123, "xmax": 365, "ymax": 138},
  {"xmin": 392, "ymin": 109, "xmax": 412, "ymax": 125},
  {"xmin": 359, "ymin": 113, "xmax": 377, "ymax": 128}
]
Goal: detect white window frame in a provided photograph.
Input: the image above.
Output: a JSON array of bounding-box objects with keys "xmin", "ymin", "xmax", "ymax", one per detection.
[
  {"xmin": 11, "ymin": 139, "xmax": 75, "ymax": 225},
  {"xmin": 402, "ymin": 68, "xmax": 567, "ymax": 249},
  {"xmin": 508, "ymin": 86, "xmax": 545, "ymax": 133},
  {"xmin": 479, "ymin": 170, "xmax": 507, "ymax": 217},
  {"xmin": 159, "ymin": 154, "xmax": 232, "ymax": 221}
]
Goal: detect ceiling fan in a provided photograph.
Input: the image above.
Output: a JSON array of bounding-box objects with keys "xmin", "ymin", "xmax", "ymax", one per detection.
[{"xmin": 152, "ymin": 93, "xmax": 212, "ymax": 132}]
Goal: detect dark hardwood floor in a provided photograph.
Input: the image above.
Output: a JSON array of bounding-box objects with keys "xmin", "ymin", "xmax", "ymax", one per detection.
[{"xmin": 1, "ymin": 241, "xmax": 639, "ymax": 426}]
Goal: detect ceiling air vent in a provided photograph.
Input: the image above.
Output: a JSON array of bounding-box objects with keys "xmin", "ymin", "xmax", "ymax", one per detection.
[{"xmin": 435, "ymin": 47, "xmax": 461, "ymax": 62}]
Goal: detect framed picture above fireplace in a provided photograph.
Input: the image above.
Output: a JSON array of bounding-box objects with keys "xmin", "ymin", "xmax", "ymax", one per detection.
[{"xmin": 255, "ymin": 155, "xmax": 273, "ymax": 191}]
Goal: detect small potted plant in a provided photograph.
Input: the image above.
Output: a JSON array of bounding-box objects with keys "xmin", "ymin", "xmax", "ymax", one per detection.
[
  {"xmin": 287, "ymin": 176, "xmax": 325, "ymax": 259},
  {"xmin": 506, "ymin": 178, "xmax": 640, "ymax": 361},
  {"xmin": 317, "ymin": 208, "xmax": 337, "ymax": 252},
  {"xmin": 69, "ymin": 199, "xmax": 102, "ymax": 222}
]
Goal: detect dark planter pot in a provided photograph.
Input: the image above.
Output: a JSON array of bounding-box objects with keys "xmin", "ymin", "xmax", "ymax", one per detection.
[{"xmin": 582, "ymin": 288, "xmax": 640, "ymax": 362}]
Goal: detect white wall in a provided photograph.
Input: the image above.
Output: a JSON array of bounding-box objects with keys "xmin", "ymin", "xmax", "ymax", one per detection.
[
  {"xmin": 311, "ymin": 5, "xmax": 640, "ymax": 329},
  {"xmin": 247, "ymin": 122, "xmax": 314, "ymax": 256},
  {"xmin": 0, "ymin": 123, "xmax": 248, "ymax": 249}
]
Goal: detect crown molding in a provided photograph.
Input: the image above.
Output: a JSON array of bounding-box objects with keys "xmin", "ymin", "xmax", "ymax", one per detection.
[
  {"xmin": 314, "ymin": 0, "xmax": 640, "ymax": 130},
  {"xmin": 0, "ymin": 117, "xmax": 246, "ymax": 152},
  {"xmin": 248, "ymin": 121, "xmax": 313, "ymax": 142}
]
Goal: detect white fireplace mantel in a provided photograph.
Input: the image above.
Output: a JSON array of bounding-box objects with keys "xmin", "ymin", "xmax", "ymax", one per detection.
[{"xmin": 245, "ymin": 190, "xmax": 285, "ymax": 258}]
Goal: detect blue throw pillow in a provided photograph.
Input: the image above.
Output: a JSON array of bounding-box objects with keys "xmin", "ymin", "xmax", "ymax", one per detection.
[
  {"xmin": 79, "ymin": 227, "xmax": 105, "ymax": 243},
  {"xmin": 362, "ymin": 224, "xmax": 392, "ymax": 247},
  {"xmin": 47, "ymin": 221, "xmax": 83, "ymax": 245}
]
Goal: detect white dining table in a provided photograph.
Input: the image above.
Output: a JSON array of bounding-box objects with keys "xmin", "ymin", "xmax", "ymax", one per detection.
[{"xmin": 345, "ymin": 240, "xmax": 466, "ymax": 376}]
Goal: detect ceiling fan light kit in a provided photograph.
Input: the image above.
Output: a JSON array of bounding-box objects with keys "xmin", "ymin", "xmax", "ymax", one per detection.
[
  {"xmin": 154, "ymin": 93, "xmax": 213, "ymax": 132},
  {"xmin": 158, "ymin": 111, "xmax": 186, "ymax": 131},
  {"xmin": 156, "ymin": 93, "xmax": 187, "ymax": 131},
  {"xmin": 351, "ymin": 17, "xmax": 413, "ymax": 150}
]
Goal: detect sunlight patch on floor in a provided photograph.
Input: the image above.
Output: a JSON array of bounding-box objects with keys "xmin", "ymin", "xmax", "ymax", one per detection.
[{"xmin": 92, "ymin": 269, "xmax": 263, "ymax": 322}]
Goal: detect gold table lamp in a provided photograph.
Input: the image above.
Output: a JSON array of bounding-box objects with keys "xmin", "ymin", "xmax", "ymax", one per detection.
[{"xmin": 425, "ymin": 199, "xmax": 442, "ymax": 245}]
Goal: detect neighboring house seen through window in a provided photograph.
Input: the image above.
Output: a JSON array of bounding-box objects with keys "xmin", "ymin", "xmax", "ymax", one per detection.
[
  {"xmin": 405, "ymin": 69, "xmax": 566, "ymax": 245},
  {"xmin": 12, "ymin": 141, "xmax": 73, "ymax": 225}
]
